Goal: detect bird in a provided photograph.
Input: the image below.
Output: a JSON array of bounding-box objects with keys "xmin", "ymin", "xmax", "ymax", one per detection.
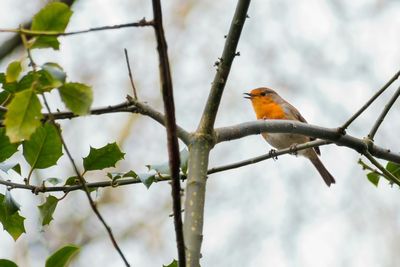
[{"xmin": 244, "ymin": 87, "xmax": 335, "ymax": 186}]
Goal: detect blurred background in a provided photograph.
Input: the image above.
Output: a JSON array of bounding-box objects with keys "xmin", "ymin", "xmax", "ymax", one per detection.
[{"xmin": 1, "ymin": 0, "xmax": 400, "ymax": 266}]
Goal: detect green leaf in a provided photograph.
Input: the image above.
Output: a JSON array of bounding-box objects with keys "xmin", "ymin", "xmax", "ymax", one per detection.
[
  {"xmin": 23, "ymin": 123, "xmax": 63, "ymax": 169},
  {"xmin": 12, "ymin": 164, "xmax": 21, "ymax": 175},
  {"xmin": 0, "ymin": 193, "xmax": 26, "ymax": 240},
  {"xmin": 83, "ymin": 142, "xmax": 125, "ymax": 171},
  {"xmin": 59, "ymin": 82, "xmax": 93, "ymax": 115},
  {"xmin": 3, "ymin": 191, "xmax": 20, "ymax": 215},
  {"xmin": 0, "ymin": 163, "xmax": 19, "ymax": 173},
  {"xmin": 44, "ymin": 177, "xmax": 63, "ymax": 185},
  {"xmin": 38, "ymin": 195, "xmax": 58, "ymax": 226},
  {"xmin": 31, "ymin": 2, "xmax": 73, "ymax": 50},
  {"xmin": 146, "ymin": 148, "xmax": 189, "ymax": 175},
  {"xmin": 45, "ymin": 244, "xmax": 80, "ymax": 267},
  {"xmin": 0, "ymin": 128, "xmax": 19, "ymax": 162},
  {"xmin": 163, "ymin": 259, "xmax": 178, "ymax": 267},
  {"xmin": 4, "ymin": 89, "xmax": 43, "ymax": 143},
  {"xmin": 6, "ymin": 61, "xmax": 22, "ymax": 83},
  {"xmin": 146, "ymin": 162, "xmax": 170, "ymax": 175},
  {"xmin": 0, "ymin": 259, "xmax": 18, "ymax": 267},
  {"xmin": 37, "ymin": 63, "xmax": 66, "ymax": 92},
  {"xmin": 138, "ymin": 173, "xmax": 156, "ymax": 189},
  {"xmin": 180, "ymin": 148, "xmax": 189, "ymax": 175},
  {"xmin": 386, "ymin": 161, "xmax": 400, "ymax": 178},
  {"xmin": 367, "ymin": 172, "xmax": 380, "ymax": 187},
  {"xmin": 64, "ymin": 176, "xmax": 79, "ymax": 186}
]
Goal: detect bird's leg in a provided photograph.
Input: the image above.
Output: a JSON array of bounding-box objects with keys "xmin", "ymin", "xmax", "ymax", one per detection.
[
  {"xmin": 289, "ymin": 143, "xmax": 299, "ymax": 156},
  {"xmin": 268, "ymin": 149, "xmax": 278, "ymax": 160}
]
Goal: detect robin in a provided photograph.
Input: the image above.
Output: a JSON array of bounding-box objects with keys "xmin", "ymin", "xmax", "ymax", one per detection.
[{"xmin": 244, "ymin": 87, "xmax": 336, "ymax": 186}]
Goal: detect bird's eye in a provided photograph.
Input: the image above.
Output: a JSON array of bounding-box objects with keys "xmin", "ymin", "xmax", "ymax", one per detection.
[{"xmin": 260, "ymin": 92, "xmax": 266, "ymax": 96}]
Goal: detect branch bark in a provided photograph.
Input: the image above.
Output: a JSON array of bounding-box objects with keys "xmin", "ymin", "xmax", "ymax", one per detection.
[
  {"xmin": 184, "ymin": 1, "xmax": 251, "ymax": 266},
  {"xmin": 151, "ymin": 0, "xmax": 185, "ymax": 265},
  {"xmin": 215, "ymin": 120, "xmax": 400, "ymax": 163}
]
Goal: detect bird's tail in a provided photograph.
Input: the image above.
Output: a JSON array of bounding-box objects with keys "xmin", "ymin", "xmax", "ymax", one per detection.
[{"xmin": 309, "ymin": 156, "xmax": 336, "ymax": 187}]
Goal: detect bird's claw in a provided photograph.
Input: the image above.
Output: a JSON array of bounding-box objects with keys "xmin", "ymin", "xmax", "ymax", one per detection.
[
  {"xmin": 268, "ymin": 149, "xmax": 278, "ymax": 160},
  {"xmin": 289, "ymin": 144, "xmax": 298, "ymax": 156}
]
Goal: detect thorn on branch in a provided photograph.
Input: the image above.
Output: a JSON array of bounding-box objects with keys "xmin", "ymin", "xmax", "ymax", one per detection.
[
  {"xmin": 246, "ymin": 14, "xmax": 250, "ymax": 18},
  {"xmin": 235, "ymin": 51, "xmax": 241, "ymax": 57},
  {"xmin": 224, "ymin": 34, "xmax": 227, "ymax": 39},
  {"xmin": 213, "ymin": 57, "xmax": 223, "ymax": 67}
]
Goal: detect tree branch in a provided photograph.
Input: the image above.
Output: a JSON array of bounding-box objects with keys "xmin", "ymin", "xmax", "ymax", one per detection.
[
  {"xmin": 0, "ymin": 99, "xmax": 191, "ymax": 145},
  {"xmin": 0, "ymin": 0, "xmax": 76, "ymax": 61},
  {"xmin": 340, "ymin": 70, "xmax": 400, "ymax": 131},
  {"xmin": 184, "ymin": 1, "xmax": 251, "ymax": 266},
  {"xmin": 368, "ymin": 84, "xmax": 400, "ymax": 140},
  {"xmin": 151, "ymin": 0, "xmax": 185, "ymax": 265},
  {"xmin": 197, "ymin": 0, "xmax": 250, "ymax": 134},
  {"xmin": 215, "ymin": 120, "xmax": 400, "ymax": 163},
  {"xmin": 0, "ymin": 19, "xmax": 153, "ymax": 37},
  {"xmin": 208, "ymin": 139, "xmax": 331, "ymax": 174}
]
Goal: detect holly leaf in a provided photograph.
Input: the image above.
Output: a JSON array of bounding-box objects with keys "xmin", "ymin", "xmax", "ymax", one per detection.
[
  {"xmin": 386, "ymin": 161, "xmax": 400, "ymax": 178},
  {"xmin": 367, "ymin": 172, "xmax": 380, "ymax": 187},
  {"xmin": 38, "ymin": 195, "xmax": 58, "ymax": 226},
  {"xmin": 180, "ymin": 148, "xmax": 189, "ymax": 175},
  {"xmin": 4, "ymin": 89, "xmax": 42, "ymax": 143},
  {"xmin": 0, "ymin": 259, "xmax": 18, "ymax": 267},
  {"xmin": 59, "ymin": 82, "xmax": 93, "ymax": 115},
  {"xmin": 0, "ymin": 193, "xmax": 26, "ymax": 240},
  {"xmin": 44, "ymin": 177, "xmax": 63, "ymax": 185},
  {"xmin": 138, "ymin": 173, "xmax": 156, "ymax": 189},
  {"xmin": 83, "ymin": 142, "xmax": 125, "ymax": 171},
  {"xmin": 3, "ymin": 190, "xmax": 20, "ymax": 215},
  {"xmin": 23, "ymin": 123, "xmax": 63, "ymax": 169},
  {"xmin": 163, "ymin": 259, "xmax": 178, "ymax": 267},
  {"xmin": 0, "ymin": 128, "xmax": 19, "ymax": 162},
  {"xmin": 31, "ymin": 2, "xmax": 73, "ymax": 50},
  {"xmin": 37, "ymin": 63, "xmax": 67, "ymax": 92},
  {"xmin": 45, "ymin": 244, "xmax": 80, "ymax": 267},
  {"xmin": 6, "ymin": 61, "xmax": 22, "ymax": 83},
  {"xmin": 146, "ymin": 148, "xmax": 189, "ymax": 175}
]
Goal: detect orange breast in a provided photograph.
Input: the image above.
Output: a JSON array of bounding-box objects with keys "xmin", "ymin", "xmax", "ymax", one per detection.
[{"xmin": 251, "ymin": 97, "xmax": 285, "ymax": 120}]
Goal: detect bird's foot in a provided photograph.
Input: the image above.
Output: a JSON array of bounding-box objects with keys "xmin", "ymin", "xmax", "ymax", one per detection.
[
  {"xmin": 289, "ymin": 144, "xmax": 299, "ymax": 156},
  {"xmin": 268, "ymin": 149, "xmax": 278, "ymax": 160}
]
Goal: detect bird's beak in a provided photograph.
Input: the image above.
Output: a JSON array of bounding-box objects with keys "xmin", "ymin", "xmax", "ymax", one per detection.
[{"xmin": 243, "ymin": 93, "xmax": 252, "ymax": 99}]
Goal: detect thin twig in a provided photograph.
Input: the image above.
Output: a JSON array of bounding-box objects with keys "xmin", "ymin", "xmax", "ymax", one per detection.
[
  {"xmin": 197, "ymin": 0, "xmax": 250, "ymax": 134},
  {"xmin": 0, "ymin": 0, "xmax": 76, "ymax": 60},
  {"xmin": 364, "ymin": 151, "xmax": 400, "ymax": 186},
  {"xmin": 0, "ymin": 139, "xmax": 331, "ymax": 193},
  {"xmin": 357, "ymin": 158, "xmax": 384, "ymax": 177},
  {"xmin": 340, "ymin": 70, "xmax": 400, "ymax": 131},
  {"xmin": 151, "ymin": 0, "xmax": 185, "ymax": 265},
  {"xmin": 20, "ymin": 35, "xmax": 130, "ymax": 267},
  {"xmin": 0, "ymin": 19, "xmax": 154, "ymax": 37},
  {"xmin": 208, "ymin": 140, "xmax": 331, "ymax": 174},
  {"xmin": 1, "ymin": 100, "xmax": 191, "ymax": 145},
  {"xmin": 368, "ymin": 84, "xmax": 400, "ymax": 140},
  {"xmin": 215, "ymin": 120, "xmax": 400, "ymax": 163},
  {"xmin": 42, "ymin": 94, "xmax": 131, "ymax": 267},
  {"xmin": 124, "ymin": 49, "xmax": 138, "ymax": 99}
]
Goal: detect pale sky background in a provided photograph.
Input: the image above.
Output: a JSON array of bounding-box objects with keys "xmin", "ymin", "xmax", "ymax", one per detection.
[{"xmin": 1, "ymin": 0, "xmax": 400, "ymax": 266}]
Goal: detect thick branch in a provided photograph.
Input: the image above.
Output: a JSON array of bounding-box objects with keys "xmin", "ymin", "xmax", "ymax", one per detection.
[
  {"xmin": 197, "ymin": 0, "xmax": 250, "ymax": 134},
  {"xmin": 215, "ymin": 120, "xmax": 400, "ymax": 163},
  {"xmin": 151, "ymin": 0, "xmax": 185, "ymax": 265}
]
